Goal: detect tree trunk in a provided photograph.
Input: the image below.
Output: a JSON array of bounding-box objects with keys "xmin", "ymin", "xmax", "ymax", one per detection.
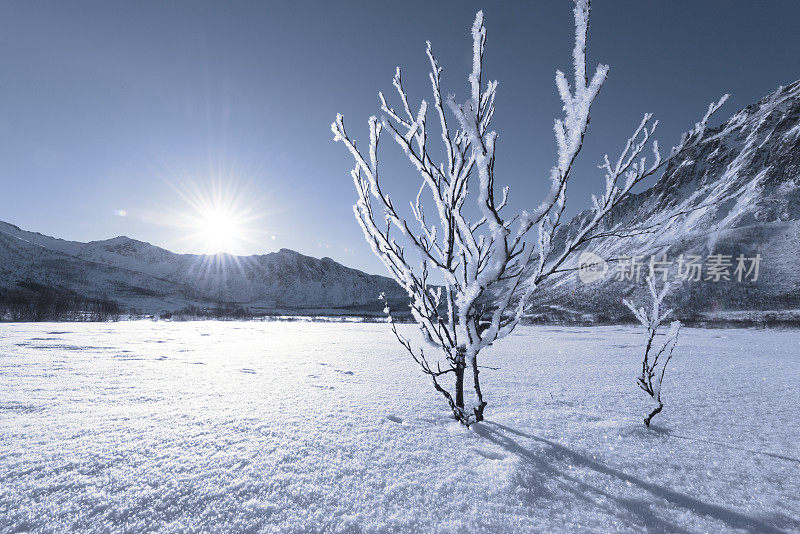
[
  {"xmin": 471, "ymin": 355, "xmax": 487, "ymax": 423},
  {"xmin": 454, "ymin": 364, "xmax": 465, "ymax": 410},
  {"xmin": 644, "ymin": 402, "xmax": 663, "ymax": 427}
]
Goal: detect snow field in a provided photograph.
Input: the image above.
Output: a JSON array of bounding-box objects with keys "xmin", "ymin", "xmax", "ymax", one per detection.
[{"xmin": 0, "ymin": 321, "xmax": 798, "ymax": 532}]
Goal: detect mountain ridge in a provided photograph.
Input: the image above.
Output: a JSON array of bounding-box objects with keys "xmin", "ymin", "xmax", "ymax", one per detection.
[
  {"xmin": 0, "ymin": 220, "xmax": 407, "ymax": 314},
  {"xmin": 2, "ymin": 80, "xmax": 799, "ymax": 323},
  {"xmin": 527, "ymin": 79, "xmax": 800, "ymax": 324}
]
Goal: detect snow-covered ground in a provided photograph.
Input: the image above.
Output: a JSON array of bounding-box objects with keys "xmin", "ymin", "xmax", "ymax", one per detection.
[{"xmin": 1, "ymin": 322, "xmax": 798, "ymax": 533}]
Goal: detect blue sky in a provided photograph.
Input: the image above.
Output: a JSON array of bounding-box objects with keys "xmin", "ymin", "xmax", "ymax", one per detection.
[{"xmin": 1, "ymin": 1, "xmax": 798, "ymax": 275}]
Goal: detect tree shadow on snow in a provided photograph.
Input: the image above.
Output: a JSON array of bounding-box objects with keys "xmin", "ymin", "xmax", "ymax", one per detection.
[
  {"xmin": 647, "ymin": 424, "xmax": 800, "ymax": 464},
  {"xmin": 472, "ymin": 422, "xmax": 794, "ymax": 534}
]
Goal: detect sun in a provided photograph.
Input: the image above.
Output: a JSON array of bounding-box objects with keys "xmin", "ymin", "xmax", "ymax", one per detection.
[
  {"xmin": 196, "ymin": 205, "xmax": 245, "ymax": 254},
  {"xmin": 168, "ymin": 176, "xmax": 266, "ymax": 256}
]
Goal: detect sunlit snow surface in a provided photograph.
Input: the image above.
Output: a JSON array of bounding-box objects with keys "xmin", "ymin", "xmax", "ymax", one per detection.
[{"xmin": 1, "ymin": 322, "xmax": 798, "ymax": 532}]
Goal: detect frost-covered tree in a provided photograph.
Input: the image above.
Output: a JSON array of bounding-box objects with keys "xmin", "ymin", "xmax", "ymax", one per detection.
[
  {"xmin": 623, "ymin": 276, "xmax": 682, "ymax": 427},
  {"xmin": 332, "ymin": 0, "xmax": 725, "ymax": 426}
]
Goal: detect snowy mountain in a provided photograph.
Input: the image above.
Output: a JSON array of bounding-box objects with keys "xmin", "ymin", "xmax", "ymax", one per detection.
[
  {"xmin": 4, "ymin": 80, "xmax": 798, "ymax": 322},
  {"xmin": 528, "ymin": 80, "xmax": 800, "ymax": 324},
  {"xmin": 0, "ymin": 221, "xmax": 406, "ymax": 314}
]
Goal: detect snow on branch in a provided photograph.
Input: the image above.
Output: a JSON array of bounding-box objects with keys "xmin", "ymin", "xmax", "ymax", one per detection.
[
  {"xmin": 331, "ymin": 0, "xmax": 724, "ymax": 426},
  {"xmin": 623, "ymin": 276, "xmax": 682, "ymax": 426}
]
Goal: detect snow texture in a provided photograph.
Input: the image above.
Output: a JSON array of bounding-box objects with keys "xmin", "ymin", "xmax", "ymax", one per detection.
[{"xmin": 1, "ymin": 322, "xmax": 798, "ymax": 532}]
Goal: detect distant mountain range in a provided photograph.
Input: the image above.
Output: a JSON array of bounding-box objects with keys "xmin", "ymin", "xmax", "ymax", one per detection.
[
  {"xmin": 2, "ymin": 80, "xmax": 799, "ymax": 323},
  {"xmin": 0, "ymin": 221, "xmax": 406, "ymax": 315},
  {"xmin": 527, "ymin": 79, "xmax": 800, "ymax": 325}
]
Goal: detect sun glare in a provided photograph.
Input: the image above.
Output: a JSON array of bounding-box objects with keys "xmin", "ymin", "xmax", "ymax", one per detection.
[
  {"xmin": 168, "ymin": 176, "xmax": 266, "ymax": 256},
  {"xmin": 196, "ymin": 205, "xmax": 245, "ymax": 254}
]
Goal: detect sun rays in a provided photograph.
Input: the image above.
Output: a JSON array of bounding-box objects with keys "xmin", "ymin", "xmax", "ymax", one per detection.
[
  {"xmin": 169, "ymin": 175, "xmax": 266, "ymax": 256},
  {"xmin": 149, "ymin": 172, "xmax": 275, "ymax": 285}
]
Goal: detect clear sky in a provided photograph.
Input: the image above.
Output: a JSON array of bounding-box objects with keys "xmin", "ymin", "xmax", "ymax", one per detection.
[{"xmin": 1, "ymin": 1, "xmax": 798, "ymax": 275}]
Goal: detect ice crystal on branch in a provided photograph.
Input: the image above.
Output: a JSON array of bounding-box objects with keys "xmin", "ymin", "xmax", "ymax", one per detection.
[
  {"xmin": 332, "ymin": 0, "xmax": 724, "ymax": 426},
  {"xmin": 623, "ymin": 276, "xmax": 682, "ymax": 426}
]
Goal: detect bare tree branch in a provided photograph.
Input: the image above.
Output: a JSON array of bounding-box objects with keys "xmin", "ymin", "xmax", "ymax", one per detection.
[{"xmin": 332, "ymin": 0, "xmax": 724, "ymax": 426}]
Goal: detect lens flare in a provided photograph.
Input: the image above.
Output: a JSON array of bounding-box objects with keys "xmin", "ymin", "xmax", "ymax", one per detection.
[
  {"xmin": 194, "ymin": 205, "xmax": 245, "ymax": 254},
  {"xmin": 168, "ymin": 175, "xmax": 267, "ymax": 256}
]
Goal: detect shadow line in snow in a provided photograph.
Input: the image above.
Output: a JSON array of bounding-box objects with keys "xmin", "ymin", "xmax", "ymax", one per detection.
[
  {"xmin": 649, "ymin": 426, "xmax": 800, "ymax": 464},
  {"xmin": 472, "ymin": 423, "xmax": 690, "ymax": 533},
  {"xmin": 475, "ymin": 421, "xmax": 788, "ymax": 534}
]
